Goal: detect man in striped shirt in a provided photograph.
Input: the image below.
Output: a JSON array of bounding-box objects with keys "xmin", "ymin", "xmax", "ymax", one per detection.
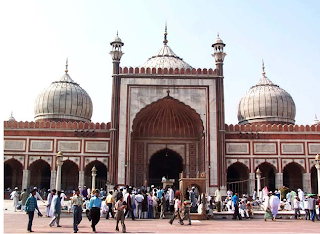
[
  {"xmin": 25, "ymin": 189, "xmax": 39, "ymax": 232},
  {"xmin": 70, "ymin": 189, "xmax": 83, "ymax": 233}
]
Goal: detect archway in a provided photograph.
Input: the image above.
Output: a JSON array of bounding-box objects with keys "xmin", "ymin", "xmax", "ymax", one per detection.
[
  {"xmin": 311, "ymin": 166, "xmax": 317, "ymax": 194},
  {"xmin": 256, "ymin": 163, "xmax": 276, "ymax": 192},
  {"xmin": 283, "ymin": 162, "xmax": 303, "ymax": 191},
  {"xmin": 131, "ymin": 96, "xmax": 204, "ymax": 187},
  {"xmin": 61, "ymin": 160, "xmax": 79, "ymax": 193},
  {"xmin": 29, "ymin": 159, "xmax": 51, "ymax": 190},
  {"xmin": 227, "ymin": 162, "xmax": 249, "ymax": 195},
  {"xmin": 148, "ymin": 149, "xmax": 183, "ymax": 188},
  {"xmin": 84, "ymin": 161, "xmax": 107, "ymax": 190},
  {"xmin": 4, "ymin": 159, "xmax": 23, "ymax": 190}
]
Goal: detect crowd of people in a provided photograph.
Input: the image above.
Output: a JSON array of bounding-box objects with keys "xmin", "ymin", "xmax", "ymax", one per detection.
[
  {"xmin": 223, "ymin": 187, "xmax": 320, "ymax": 222},
  {"xmin": 7, "ymin": 185, "xmax": 320, "ymax": 232}
]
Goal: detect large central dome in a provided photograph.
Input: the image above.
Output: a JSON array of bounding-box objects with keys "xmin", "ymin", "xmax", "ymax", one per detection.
[{"xmin": 140, "ymin": 27, "xmax": 193, "ymax": 70}]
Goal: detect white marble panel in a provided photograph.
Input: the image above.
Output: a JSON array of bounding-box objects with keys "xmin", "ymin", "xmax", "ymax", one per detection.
[
  {"xmin": 4, "ymin": 140, "xmax": 25, "ymax": 151},
  {"xmin": 226, "ymin": 143, "xmax": 249, "ymax": 154},
  {"xmin": 30, "ymin": 140, "xmax": 53, "ymax": 152},
  {"xmin": 281, "ymin": 143, "xmax": 304, "ymax": 154},
  {"xmin": 254, "ymin": 143, "xmax": 276, "ymax": 154},
  {"xmin": 308, "ymin": 143, "xmax": 320, "ymax": 154},
  {"xmin": 58, "ymin": 141, "xmax": 81, "ymax": 152},
  {"xmin": 86, "ymin": 141, "xmax": 109, "ymax": 153}
]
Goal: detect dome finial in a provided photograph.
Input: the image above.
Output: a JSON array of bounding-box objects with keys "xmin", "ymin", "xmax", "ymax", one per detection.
[
  {"xmin": 163, "ymin": 22, "xmax": 168, "ymax": 45},
  {"xmin": 8, "ymin": 111, "xmax": 15, "ymax": 121},
  {"xmin": 65, "ymin": 58, "xmax": 68, "ymax": 73},
  {"xmin": 262, "ymin": 59, "xmax": 266, "ymax": 76}
]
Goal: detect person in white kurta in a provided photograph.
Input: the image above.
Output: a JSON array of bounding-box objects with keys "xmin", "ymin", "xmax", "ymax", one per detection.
[
  {"xmin": 46, "ymin": 190, "xmax": 53, "ymax": 217},
  {"xmin": 60, "ymin": 191, "xmax": 67, "ymax": 206},
  {"xmin": 47, "ymin": 190, "xmax": 56, "ymax": 217},
  {"xmin": 10, "ymin": 187, "xmax": 20, "ymax": 212},
  {"xmin": 297, "ymin": 189, "xmax": 305, "ymax": 209},
  {"xmin": 270, "ymin": 194, "xmax": 280, "ymax": 218}
]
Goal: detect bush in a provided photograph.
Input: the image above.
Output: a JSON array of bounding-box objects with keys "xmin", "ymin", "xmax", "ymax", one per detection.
[{"xmin": 279, "ymin": 186, "xmax": 290, "ymax": 200}]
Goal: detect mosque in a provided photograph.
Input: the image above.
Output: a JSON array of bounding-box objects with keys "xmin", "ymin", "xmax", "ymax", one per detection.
[{"xmin": 4, "ymin": 28, "xmax": 320, "ymax": 195}]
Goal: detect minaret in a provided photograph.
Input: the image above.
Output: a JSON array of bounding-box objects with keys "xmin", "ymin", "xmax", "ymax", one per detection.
[
  {"xmin": 212, "ymin": 33, "xmax": 226, "ymax": 76},
  {"xmin": 109, "ymin": 32, "xmax": 124, "ymax": 185},
  {"xmin": 212, "ymin": 33, "xmax": 227, "ymax": 193}
]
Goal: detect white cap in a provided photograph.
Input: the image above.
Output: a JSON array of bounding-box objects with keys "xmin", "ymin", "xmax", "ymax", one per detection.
[
  {"xmin": 33, "ymin": 187, "xmax": 37, "ymax": 190},
  {"xmin": 15, "ymin": 187, "xmax": 18, "ymax": 190}
]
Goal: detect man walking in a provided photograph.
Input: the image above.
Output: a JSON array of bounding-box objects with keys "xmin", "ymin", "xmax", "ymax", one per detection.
[
  {"xmin": 70, "ymin": 188, "xmax": 83, "ymax": 233},
  {"xmin": 232, "ymin": 193, "xmax": 242, "ymax": 220},
  {"xmin": 46, "ymin": 189, "xmax": 56, "ymax": 217},
  {"xmin": 182, "ymin": 195, "xmax": 192, "ymax": 225},
  {"xmin": 25, "ymin": 189, "xmax": 38, "ymax": 232},
  {"xmin": 49, "ymin": 191, "xmax": 62, "ymax": 227},
  {"xmin": 294, "ymin": 196, "xmax": 301, "ymax": 219},
  {"xmin": 169, "ymin": 195, "xmax": 184, "ymax": 225},
  {"xmin": 89, "ymin": 189, "xmax": 102, "ymax": 233},
  {"xmin": 115, "ymin": 194, "xmax": 127, "ymax": 233},
  {"xmin": 20, "ymin": 189, "xmax": 29, "ymax": 212},
  {"xmin": 10, "ymin": 187, "xmax": 19, "ymax": 212},
  {"xmin": 106, "ymin": 191, "xmax": 115, "ymax": 219}
]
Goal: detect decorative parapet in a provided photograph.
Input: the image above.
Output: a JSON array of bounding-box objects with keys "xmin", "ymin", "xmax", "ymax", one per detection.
[
  {"xmin": 225, "ymin": 124, "xmax": 320, "ymax": 133},
  {"xmin": 119, "ymin": 67, "xmax": 217, "ymax": 76},
  {"xmin": 4, "ymin": 121, "xmax": 111, "ymax": 130}
]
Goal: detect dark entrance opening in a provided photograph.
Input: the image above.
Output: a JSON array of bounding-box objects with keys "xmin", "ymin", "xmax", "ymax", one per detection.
[
  {"xmin": 29, "ymin": 160, "xmax": 51, "ymax": 191},
  {"xmin": 227, "ymin": 162, "xmax": 249, "ymax": 195},
  {"xmin": 283, "ymin": 162, "xmax": 303, "ymax": 191},
  {"xmin": 311, "ymin": 166, "xmax": 318, "ymax": 194},
  {"xmin": 61, "ymin": 160, "xmax": 79, "ymax": 193},
  {"xmin": 149, "ymin": 149, "xmax": 183, "ymax": 188},
  {"xmin": 4, "ymin": 159, "xmax": 23, "ymax": 190},
  {"xmin": 84, "ymin": 161, "xmax": 108, "ymax": 191},
  {"xmin": 256, "ymin": 163, "xmax": 276, "ymax": 192}
]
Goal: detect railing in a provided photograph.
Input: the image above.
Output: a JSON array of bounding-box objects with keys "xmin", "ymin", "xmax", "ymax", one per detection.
[
  {"xmin": 227, "ymin": 177, "xmax": 265, "ymax": 195},
  {"xmin": 84, "ymin": 176, "xmax": 108, "ymax": 191}
]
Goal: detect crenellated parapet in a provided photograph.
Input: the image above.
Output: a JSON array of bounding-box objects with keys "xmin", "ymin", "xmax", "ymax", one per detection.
[
  {"xmin": 4, "ymin": 121, "xmax": 111, "ymax": 130},
  {"xmin": 225, "ymin": 123, "xmax": 320, "ymax": 133},
  {"xmin": 119, "ymin": 67, "xmax": 217, "ymax": 76}
]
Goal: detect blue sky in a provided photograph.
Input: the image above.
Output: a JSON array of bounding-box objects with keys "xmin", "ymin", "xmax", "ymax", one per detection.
[{"xmin": 0, "ymin": 0, "xmax": 319, "ymax": 125}]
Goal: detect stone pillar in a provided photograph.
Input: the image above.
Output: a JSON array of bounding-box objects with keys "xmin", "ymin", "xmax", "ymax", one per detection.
[
  {"xmin": 22, "ymin": 169, "xmax": 30, "ymax": 190},
  {"xmin": 275, "ymin": 173, "xmax": 283, "ymax": 190},
  {"xmin": 91, "ymin": 166, "xmax": 97, "ymax": 191},
  {"xmin": 303, "ymin": 173, "xmax": 311, "ymax": 193},
  {"xmin": 50, "ymin": 170, "xmax": 57, "ymax": 190},
  {"xmin": 248, "ymin": 173, "xmax": 255, "ymax": 195},
  {"xmin": 316, "ymin": 164, "xmax": 320, "ymax": 196},
  {"xmin": 78, "ymin": 170, "xmax": 85, "ymax": 189},
  {"xmin": 55, "ymin": 153, "xmax": 64, "ymax": 191}
]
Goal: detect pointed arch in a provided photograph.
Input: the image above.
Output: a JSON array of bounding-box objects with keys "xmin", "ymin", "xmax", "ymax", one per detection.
[
  {"xmin": 4, "ymin": 158, "xmax": 23, "ymax": 191},
  {"xmin": 132, "ymin": 96, "xmax": 204, "ymax": 138}
]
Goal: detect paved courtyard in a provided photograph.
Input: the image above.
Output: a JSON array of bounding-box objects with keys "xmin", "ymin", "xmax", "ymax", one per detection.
[{"xmin": 3, "ymin": 201, "xmax": 320, "ymax": 233}]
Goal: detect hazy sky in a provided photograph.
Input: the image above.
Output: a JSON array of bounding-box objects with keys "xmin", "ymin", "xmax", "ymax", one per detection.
[{"xmin": 0, "ymin": 0, "xmax": 319, "ymax": 125}]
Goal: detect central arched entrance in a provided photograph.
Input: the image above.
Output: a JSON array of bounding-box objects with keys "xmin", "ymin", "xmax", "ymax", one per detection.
[
  {"xmin": 130, "ymin": 95, "xmax": 205, "ymax": 187},
  {"xmin": 149, "ymin": 149, "xmax": 183, "ymax": 188}
]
